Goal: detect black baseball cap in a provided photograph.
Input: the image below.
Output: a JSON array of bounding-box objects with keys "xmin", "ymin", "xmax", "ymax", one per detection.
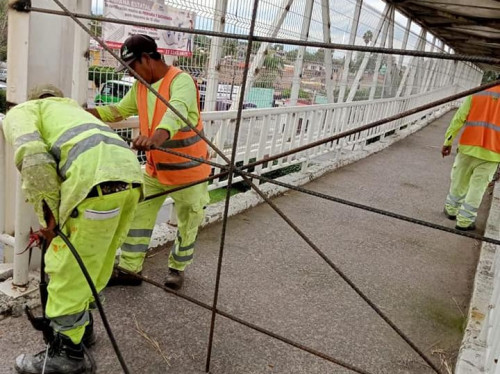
[{"xmin": 116, "ymin": 34, "xmax": 158, "ymax": 72}]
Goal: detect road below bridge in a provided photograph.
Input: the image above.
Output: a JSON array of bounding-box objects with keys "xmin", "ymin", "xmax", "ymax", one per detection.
[{"xmin": 0, "ymin": 111, "xmax": 489, "ymax": 373}]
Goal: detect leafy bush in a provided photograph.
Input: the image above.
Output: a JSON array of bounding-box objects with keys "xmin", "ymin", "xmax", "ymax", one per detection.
[{"xmin": 88, "ymin": 66, "xmax": 123, "ymax": 88}]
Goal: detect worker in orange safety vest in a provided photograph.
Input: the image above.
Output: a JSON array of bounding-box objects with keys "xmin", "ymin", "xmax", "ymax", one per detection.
[
  {"xmin": 442, "ymin": 83, "xmax": 500, "ymax": 231},
  {"xmin": 87, "ymin": 34, "xmax": 210, "ymax": 289}
]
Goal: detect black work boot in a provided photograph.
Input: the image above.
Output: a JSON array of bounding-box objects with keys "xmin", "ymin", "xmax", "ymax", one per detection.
[
  {"xmin": 456, "ymin": 223, "xmax": 476, "ymax": 231},
  {"xmin": 106, "ymin": 268, "xmax": 142, "ymax": 287},
  {"xmin": 82, "ymin": 313, "xmax": 96, "ymax": 348},
  {"xmin": 443, "ymin": 208, "xmax": 456, "ymax": 220},
  {"xmin": 164, "ymin": 268, "xmax": 184, "ymax": 290},
  {"xmin": 15, "ymin": 333, "xmax": 91, "ymax": 374}
]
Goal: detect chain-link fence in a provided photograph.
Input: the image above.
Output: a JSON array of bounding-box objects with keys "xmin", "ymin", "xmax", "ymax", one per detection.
[{"xmin": 86, "ymin": 0, "xmax": 479, "ymax": 110}]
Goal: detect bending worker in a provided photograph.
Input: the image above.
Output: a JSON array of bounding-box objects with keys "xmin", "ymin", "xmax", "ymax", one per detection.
[
  {"xmin": 442, "ymin": 83, "xmax": 500, "ymax": 231},
  {"xmin": 4, "ymin": 84, "xmax": 143, "ymax": 374},
  {"xmin": 87, "ymin": 34, "xmax": 210, "ymax": 290}
]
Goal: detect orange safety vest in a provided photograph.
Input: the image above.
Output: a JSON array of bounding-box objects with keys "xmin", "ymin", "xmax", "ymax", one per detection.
[
  {"xmin": 137, "ymin": 67, "xmax": 211, "ymax": 185},
  {"xmin": 459, "ymin": 85, "xmax": 500, "ymax": 153}
]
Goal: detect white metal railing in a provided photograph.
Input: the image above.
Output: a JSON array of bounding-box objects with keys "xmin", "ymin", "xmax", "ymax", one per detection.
[
  {"xmin": 0, "ymin": 85, "xmax": 459, "ymax": 285},
  {"xmin": 111, "ymin": 85, "xmax": 458, "ymax": 185}
]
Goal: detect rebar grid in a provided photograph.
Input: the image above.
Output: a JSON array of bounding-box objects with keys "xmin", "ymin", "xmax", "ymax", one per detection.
[
  {"xmin": 48, "ymin": 1, "xmax": 387, "ymax": 372},
  {"xmin": 20, "ymin": 0, "xmax": 496, "ymax": 373}
]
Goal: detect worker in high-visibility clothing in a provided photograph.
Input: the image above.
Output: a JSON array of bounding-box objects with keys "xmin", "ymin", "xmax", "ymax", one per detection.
[
  {"xmin": 87, "ymin": 34, "xmax": 210, "ymax": 290},
  {"xmin": 442, "ymin": 84, "xmax": 500, "ymax": 231},
  {"xmin": 4, "ymin": 84, "xmax": 143, "ymax": 374}
]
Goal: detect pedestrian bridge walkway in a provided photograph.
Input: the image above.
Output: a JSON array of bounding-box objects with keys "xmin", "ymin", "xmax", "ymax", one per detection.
[{"xmin": 0, "ymin": 111, "xmax": 490, "ymax": 373}]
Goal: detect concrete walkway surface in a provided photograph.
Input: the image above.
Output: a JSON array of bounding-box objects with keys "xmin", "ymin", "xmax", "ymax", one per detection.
[{"xmin": 0, "ymin": 111, "xmax": 490, "ymax": 374}]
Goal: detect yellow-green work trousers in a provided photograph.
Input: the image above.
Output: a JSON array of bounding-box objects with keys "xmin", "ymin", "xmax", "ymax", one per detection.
[
  {"xmin": 45, "ymin": 186, "xmax": 141, "ymax": 344},
  {"xmin": 118, "ymin": 173, "xmax": 209, "ymax": 273},
  {"xmin": 444, "ymin": 152, "xmax": 498, "ymax": 228}
]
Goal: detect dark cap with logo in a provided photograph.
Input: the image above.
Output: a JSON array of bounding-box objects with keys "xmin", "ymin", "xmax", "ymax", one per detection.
[{"xmin": 117, "ymin": 34, "xmax": 158, "ymax": 72}]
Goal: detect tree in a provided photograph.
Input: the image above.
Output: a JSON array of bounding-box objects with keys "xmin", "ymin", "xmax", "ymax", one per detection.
[
  {"xmin": 281, "ymin": 88, "xmax": 311, "ymax": 99},
  {"xmin": 177, "ymin": 35, "xmax": 210, "ymax": 68},
  {"xmin": 350, "ymin": 52, "xmax": 378, "ymax": 73},
  {"xmin": 222, "ymin": 39, "xmax": 238, "ymax": 57},
  {"xmin": 482, "ymin": 70, "xmax": 499, "ymax": 84},
  {"xmin": 312, "ymin": 48, "xmax": 324, "ymax": 63},
  {"xmin": 251, "ymin": 41, "xmax": 262, "ymax": 54},
  {"xmin": 273, "ymin": 44, "xmax": 284, "ymax": 52},
  {"xmin": 254, "ymin": 52, "xmax": 285, "ymax": 89},
  {"xmin": 262, "ymin": 54, "xmax": 284, "ymax": 72},
  {"xmin": 285, "ymin": 49, "xmax": 298, "ymax": 62},
  {"xmin": 362, "ymin": 30, "xmax": 373, "ymax": 46}
]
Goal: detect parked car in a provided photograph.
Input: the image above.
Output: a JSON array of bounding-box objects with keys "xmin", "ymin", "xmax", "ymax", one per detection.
[
  {"xmin": 94, "ymin": 80, "xmax": 133, "ymax": 106},
  {"xmin": 0, "ymin": 69, "xmax": 7, "ymax": 82}
]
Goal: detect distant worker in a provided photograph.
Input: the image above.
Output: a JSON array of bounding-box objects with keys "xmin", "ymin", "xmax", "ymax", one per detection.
[
  {"xmin": 87, "ymin": 34, "xmax": 210, "ymax": 290},
  {"xmin": 442, "ymin": 84, "xmax": 500, "ymax": 231},
  {"xmin": 4, "ymin": 84, "xmax": 143, "ymax": 373}
]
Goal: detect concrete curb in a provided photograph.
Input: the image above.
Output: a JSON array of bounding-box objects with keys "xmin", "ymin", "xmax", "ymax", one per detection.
[
  {"xmin": 455, "ymin": 184, "xmax": 500, "ymax": 373},
  {"xmin": 149, "ymin": 106, "xmax": 454, "ymax": 249}
]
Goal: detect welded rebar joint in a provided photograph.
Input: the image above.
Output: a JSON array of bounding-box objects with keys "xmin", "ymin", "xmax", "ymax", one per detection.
[{"xmin": 10, "ymin": 0, "xmax": 31, "ymax": 12}]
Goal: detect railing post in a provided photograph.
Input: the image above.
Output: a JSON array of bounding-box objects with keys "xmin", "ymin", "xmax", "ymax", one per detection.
[
  {"xmin": 12, "ymin": 176, "xmax": 32, "ymax": 286},
  {"xmin": 290, "ymin": 0, "xmax": 314, "ymax": 106},
  {"xmin": 205, "ymin": 0, "xmax": 228, "ymax": 112},
  {"xmin": 7, "ymin": 0, "xmax": 31, "ymax": 286}
]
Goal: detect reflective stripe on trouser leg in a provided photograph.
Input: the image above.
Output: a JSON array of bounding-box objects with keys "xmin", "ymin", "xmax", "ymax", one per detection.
[
  {"xmin": 119, "ymin": 173, "xmax": 170, "ymax": 273},
  {"xmin": 45, "ymin": 187, "xmax": 140, "ymax": 344},
  {"xmin": 168, "ymin": 182, "xmax": 209, "ymax": 271},
  {"xmin": 445, "ymin": 193, "xmax": 464, "ymax": 216},
  {"xmin": 456, "ymin": 159, "xmax": 498, "ymax": 228},
  {"xmin": 445, "ymin": 152, "xmax": 472, "ymax": 216}
]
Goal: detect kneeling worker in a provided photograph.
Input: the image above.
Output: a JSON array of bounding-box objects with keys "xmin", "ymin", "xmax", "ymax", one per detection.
[{"xmin": 4, "ymin": 84, "xmax": 143, "ymax": 374}]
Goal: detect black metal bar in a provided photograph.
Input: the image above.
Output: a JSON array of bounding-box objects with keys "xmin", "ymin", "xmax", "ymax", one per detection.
[
  {"xmin": 144, "ymin": 172, "xmax": 228, "ymax": 202},
  {"xmin": 205, "ymin": 0, "xmax": 261, "ymax": 371},
  {"xmin": 27, "ymin": 6, "xmax": 500, "ymax": 64},
  {"xmin": 56, "ymin": 229, "xmax": 130, "ymax": 374},
  {"xmin": 243, "ymin": 171, "xmax": 500, "ymax": 245}
]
